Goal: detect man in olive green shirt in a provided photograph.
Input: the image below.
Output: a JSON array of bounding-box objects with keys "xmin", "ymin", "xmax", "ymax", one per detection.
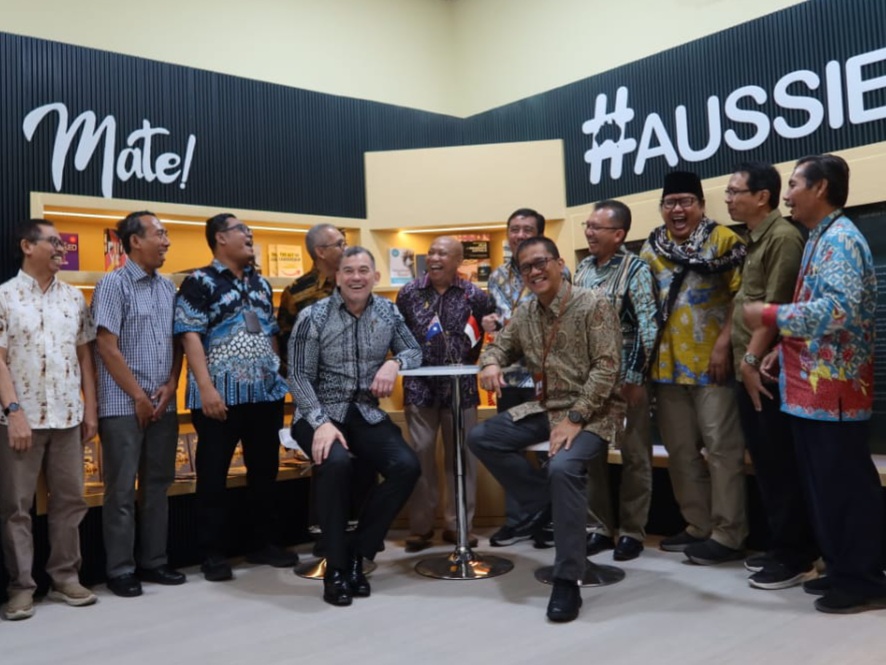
[{"xmin": 727, "ymin": 161, "xmax": 817, "ymax": 590}]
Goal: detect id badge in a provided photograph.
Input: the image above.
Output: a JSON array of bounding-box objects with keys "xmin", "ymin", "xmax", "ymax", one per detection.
[
  {"xmin": 533, "ymin": 372, "xmax": 545, "ymax": 400},
  {"xmin": 243, "ymin": 310, "xmax": 262, "ymax": 334}
]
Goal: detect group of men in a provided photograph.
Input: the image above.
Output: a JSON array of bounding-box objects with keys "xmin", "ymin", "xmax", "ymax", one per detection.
[{"xmin": 1, "ymin": 153, "xmax": 884, "ymax": 625}]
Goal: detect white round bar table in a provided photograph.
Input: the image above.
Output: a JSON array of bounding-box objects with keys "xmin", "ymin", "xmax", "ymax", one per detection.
[{"xmin": 399, "ymin": 365, "xmax": 514, "ymax": 580}]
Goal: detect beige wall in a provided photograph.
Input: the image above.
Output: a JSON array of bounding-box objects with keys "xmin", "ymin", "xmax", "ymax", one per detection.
[{"xmin": 0, "ymin": 0, "xmax": 805, "ymax": 116}]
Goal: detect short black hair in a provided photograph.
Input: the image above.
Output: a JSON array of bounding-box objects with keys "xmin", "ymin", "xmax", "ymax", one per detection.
[
  {"xmin": 507, "ymin": 208, "xmax": 546, "ymax": 236},
  {"xmin": 117, "ymin": 210, "xmax": 156, "ymax": 254},
  {"xmin": 594, "ymin": 200, "xmax": 632, "ymax": 234},
  {"xmin": 206, "ymin": 213, "xmax": 236, "ymax": 250},
  {"xmin": 795, "ymin": 154, "xmax": 850, "ymax": 208},
  {"xmin": 341, "ymin": 245, "xmax": 376, "ymax": 269},
  {"xmin": 14, "ymin": 219, "xmax": 54, "ymax": 264},
  {"xmin": 516, "ymin": 236, "xmax": 560, "ymax": 262},
  {"xmin": 735, "ymin": 161, "xmax": 781, "ymax": 210}
]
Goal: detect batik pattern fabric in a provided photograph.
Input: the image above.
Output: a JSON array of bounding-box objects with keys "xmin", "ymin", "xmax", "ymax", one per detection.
[
  {"xmin": 774, "ymin": 211, "xmax": 876, "ymax": 422},
  {"xmin": 174, "ymin": 259, "xmax": 288, "ymax": 409}
]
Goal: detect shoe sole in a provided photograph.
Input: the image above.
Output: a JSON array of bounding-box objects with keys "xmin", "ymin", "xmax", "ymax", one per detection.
[
  {"xmin": 744, "ymin": 562, "xmax": 765, "ymax": 573},
  {"xmin": 748, "ymin": 570, "xmax": 816, "ymax": 590},
  {"xmin": 4, "ymin": 606, "xmax": 35, "ymax": 620},
  {"xmin": 685, "ymin": 553, "xmax": 744, "ymax": 566},
  {"xmin": 803, "ymin": 583, "xmax": 830, "ymax": 596},
  {"xmin": 814, "ymin": 597, "xmax": 886, "ymax": 614},
  {"xmin": 660, "ymin": 543, "xmax": 698, "ymax": 553},
  {"xmin": 613, "ymin": 549, "xmax": 643, "ymax": 562},
  {"xmin": 490, "ymin": 534, "xmax": 532, "ymax": 547},
  {"xmin": 47, "ymin": 590, "xmax": 97, "ymax": 607}
]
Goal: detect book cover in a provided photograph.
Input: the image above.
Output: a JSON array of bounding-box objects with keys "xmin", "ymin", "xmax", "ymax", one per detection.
[
  {"xmin": 389, "ymin": 248, "xmax": 416, "ymax": 285},
  {"xmin": 275, "ymin": 244, "xmax": 304, "ymax": 279},
  {"xmin": 59, "ymin": 232, "xmax": 80, "ymax": 271},
  {"xmin": 83, "ymin": 440, "xmax": 102, "ymax": 487},
  {"xmin": 456, "ymin": 234, "xmax": 491, "ymax": 282},
  {"xmin": 174, "ymin": 434, "xmax": 195, "ymax": 480},
  {"xmin": 103, "ymin": 228, "xmax": 127, "ymax": 271},
  {"xmin": 229, "ymin": 441, "xmax": 247, "ymax": 475}
]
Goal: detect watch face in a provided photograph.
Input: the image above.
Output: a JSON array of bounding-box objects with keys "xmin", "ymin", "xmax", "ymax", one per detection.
[{"xmin": 567, "ymin": 410, "xmax": 583, "ymax": 424}]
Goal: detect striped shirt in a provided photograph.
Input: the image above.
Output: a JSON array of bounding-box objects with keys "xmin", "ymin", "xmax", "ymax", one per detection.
[
  {"xmin": 289, "ymin": 291, "xmax": 422, "ymax": 428},
  {"xmin": 574, "ymin": 247, "xmax": 660, "ymax": 385},
  {"xmin": 92, "ymin": 259, "xmax": 177, "ymax": 418}
]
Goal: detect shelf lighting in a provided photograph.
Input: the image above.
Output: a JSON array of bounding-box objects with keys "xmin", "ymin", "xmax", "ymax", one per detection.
[
  {"xmin": 400, "ymin": 224, "xmax": 507, "ymax": 234},
  {"xmin": 44, "ymin": 210, "xmax": 309, "ymax": 234}
]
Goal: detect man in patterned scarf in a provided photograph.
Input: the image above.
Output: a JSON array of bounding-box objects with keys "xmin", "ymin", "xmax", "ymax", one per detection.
[{"xmin": 640, "ymin": 171, "xmax": 748, "ymax": 566}]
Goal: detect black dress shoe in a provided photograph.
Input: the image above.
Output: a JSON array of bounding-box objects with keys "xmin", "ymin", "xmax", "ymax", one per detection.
[
  {"xmin": 201, "ymin": 556, "xmax": 233, "ymax": 582},
  {"xmin": 613, "ymin": 536, "xmax": 644, "ymax": 561},
  {"xmin": 107, "ymin": 573, "xmax": 143, "ymax": 598},
  {"xmin": 586, "ymin": 533, "xmax": 616, "ymax": 556},
  {"xmin": 347, "ymin": 555, "xmax": 371, "ymax": 598},
  {"xmin": 547, "ymin": 578, "xmax": 582, "ymax": 623},
  {"xmin": 323, "ymin": 569, "xmax": 353, "ymax": 607},
  {"xmin": 137, "ymin": 565, "xmax": 187, "ymax": 585}
]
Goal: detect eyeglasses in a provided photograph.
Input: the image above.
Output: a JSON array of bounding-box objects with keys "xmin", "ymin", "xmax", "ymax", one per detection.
[
  {"xmin": 35, "ymin": 236, "xmax": 66, "ymax": 249},
  {"xmin": 318, "ymin": 239, "xmax": 347, "ymax": 250},
  {"xmin": 219, "ymin": 223, "xmax": 251, "ymax": 235},
  {"xmin": 661, "ymin": 196, "xmax": 698, "ymax": 210},
  {"xmin": 518, "ymin": 256, "xmax": 556, "ymax": 276},
  {"xmin": 581, "ymin": 222, "xmax": 621, "ymax": 233},
  {"xmin": 724, "ymin": 188, "xmax": 752, "ymax": 198}
]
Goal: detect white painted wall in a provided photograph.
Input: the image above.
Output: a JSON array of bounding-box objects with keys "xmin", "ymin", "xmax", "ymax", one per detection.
[{"xmin": 0, "ymin": 0, "xmax": 805, "ymax": 116}]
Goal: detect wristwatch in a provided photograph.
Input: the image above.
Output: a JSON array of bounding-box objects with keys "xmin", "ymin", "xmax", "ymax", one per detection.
[
  {"xmin": 743, "ymin": 352, "xmax": 762, "ymax": 369},
  {"xmin": 567, "ymin": 409, "xmax": 585, "ymax": 425},
  {"xmin": 3, "ymin": 402, "xmax": 20, "ymax": 417},
  {"xmin": 391, "ymin": 357, "xmax": 404, "ymax": 369}
]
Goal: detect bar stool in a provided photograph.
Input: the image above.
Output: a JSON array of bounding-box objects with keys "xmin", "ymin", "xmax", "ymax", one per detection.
[{"xmin": 524, "ymin": 441, "xmax": 626, "ymax": 587}]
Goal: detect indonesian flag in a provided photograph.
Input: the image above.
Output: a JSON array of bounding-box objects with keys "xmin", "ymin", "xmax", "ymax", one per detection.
[
  {"xmin": 464, "ymin": 314, "xmax": 482, "ymax": 348},
  {"xmin": 426, "ymin": 314, "xmax": 443, "ymax": 341}
]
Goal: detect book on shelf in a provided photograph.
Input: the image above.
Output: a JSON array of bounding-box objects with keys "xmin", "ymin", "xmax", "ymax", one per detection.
[
  {"xmin": 389, "ymin": 248, "xmax": 416, "ymax": 285},
  {"xmin": 103, "ymin": 228, "xmax": 127, "ymax": 271},
  {"xmin": 251, "ymin": 242, "xmax": 263, "ymax": 275},
  {"xmin": 273, "ymin": 244, "xmax": 304, "ymax": 279},
  {"xmin": 175, "ymin": 434, "xmax": 196, "ymax": 480},
  {"xmin": 456, "ymin": 234, "xmax": 491, "ymax": 283},
  {"xmin": 83, "ymin": 440, "xmax": 102, "ymax": 487},
  {"xmin": 59, "ymin": 232, "xmax": 80, "ymax": 271}
]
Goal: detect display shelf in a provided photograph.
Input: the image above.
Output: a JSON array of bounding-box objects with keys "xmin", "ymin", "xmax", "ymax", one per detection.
[{"xmin": 58, "ymin": 270, "xmax": 296, "ymax": 292}]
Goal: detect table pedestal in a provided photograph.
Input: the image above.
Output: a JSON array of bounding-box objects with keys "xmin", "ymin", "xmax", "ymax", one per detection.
[
  {"xmin": 534, "ymin": 559, "xmax": 625, "ymax": 587},
  {"xmin": 295, "ymin": 558, "xmax": 378, "ymax": 581}
]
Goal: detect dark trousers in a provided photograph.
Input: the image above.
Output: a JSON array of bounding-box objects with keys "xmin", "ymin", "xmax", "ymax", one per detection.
[
  {"xmin": 497, "ymin": 387, "xmax": 540, "ymax": 527},
  {"xmin": 735, "ymin": 385, "xmax": 818, "ymax": 570},
  {"xmin": 469, "ymin": 411, "xmax": 606, "ymax": 580},
  {"xmin": 790, "ymin": 416, "xmax": 886, "ymax": 598},
  {"xmin": 293, "ymin": 406, "xmax": 420, "ymax": 571},
  {"xmin": 192, "ymin": 400, "xmax": 284, "ymax": 557}
]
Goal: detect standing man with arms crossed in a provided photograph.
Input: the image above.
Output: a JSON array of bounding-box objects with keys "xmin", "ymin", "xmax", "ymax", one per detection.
[
  {"xmin": 470, "ymin": 237, "xmax": 623, "ymax": 623},
  {"xmin": 0, "ymin": 219, "xmax": 98, "ymax": 620},
  {"xmin": 725, "ymin": 163, "xmax": 818, "ymax": 590},
  {"xmin": 289, "ymin": 247, "xmax": 421, "ymax": 606},
  {"xmin": 396, "ymin": 236, "xmax": 493, "ymax": 551},
  {"xmin": 93, "ymin": 211, "xmax": 187, "ymax": 598},
  {"xmin": 745, "ymin": 154, "xmax": 886, "ymax": 613},
  {"xmin": 640, "ymin": 171, "xmax": 749, "ymax": 565},
  {"xmin": 575, "ymin": 200, "xmax": 659, "ymax": 562},
  {"xmin": 175, "ymin": 213, "xmax": 297, "ymax": 582}
]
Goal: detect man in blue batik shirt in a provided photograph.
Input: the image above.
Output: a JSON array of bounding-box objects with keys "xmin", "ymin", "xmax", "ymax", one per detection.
[{"xmin": 174, "ymin": 213, "xmax": 298, "ymax": 582}]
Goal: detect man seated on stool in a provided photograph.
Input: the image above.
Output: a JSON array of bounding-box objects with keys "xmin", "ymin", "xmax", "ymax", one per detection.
[
  {"xmin": 289, "ymin": 246, "xmax": 422, "ymax": 607},
  {"xmin": 469, "ymin": 237, "xmax": 624, "ymax": 623}
]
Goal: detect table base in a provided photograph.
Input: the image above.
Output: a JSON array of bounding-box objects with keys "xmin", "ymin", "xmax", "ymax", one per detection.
[
  {"xmin": 534, "ymin": 560, "xmax": 625, "ymax": 587},
  {"xmin": 295, "ymin": 558, "xmax": 378, "ymax": 580},
  {"xmin": 415, "ymin": 548, "xmax": 514, "ymax": 580}
]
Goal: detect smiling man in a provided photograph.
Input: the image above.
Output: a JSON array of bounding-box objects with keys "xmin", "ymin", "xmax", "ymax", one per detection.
[
  {"xmin": 743, "ymin": 154, "xmax": 886, "ymax": 614},
  {"xmin": 396, "ymin": 236, "xmax": 493, "ymax": 552},
  {"xmin": 469, "ymin": 236, "xmax": 623, "ymax": 623},
  {"xmin": 0, "ymin": 219, "xmax": 98, "ymax": 620},
  {"xmin": 175, "ymin": 213, "xmax": 297, "ymax": 582},
  {"xmin": 289, "ymin": 247, "xmax": 422, "ymax": 606},
  {"xmin": 639, "ymin": 170, "xmax": 749, "ymax": 566},
  {"xmin": 92, "ymin": 211, "xmax": 187, "ymax": 598}
]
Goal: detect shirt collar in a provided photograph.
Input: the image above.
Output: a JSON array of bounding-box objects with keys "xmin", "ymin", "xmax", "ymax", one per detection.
[
  {"xmin": 808, "ymin": 209, "xmax": 843, "ymax": 241},
  {"xmin": 588, "ymin": 245, "xmax": 626, "ymax": 269},
  {"xmin": 210, "ymin": 258, "xmax": 253, "ymax": 279},
  {"xmin": 16, "ymin": 269, "xmax": 58, "ymax": 292},
  {"xmin": 121, "ymin": 258, "xmax": 153, "ymax": 281},
  {"xmin": 538, "ymin": 279, "xmax": 572, "ymax": 317},
  {"xmin": 417, "ymin": 273, "xmax": 468, "ymax": 292}
]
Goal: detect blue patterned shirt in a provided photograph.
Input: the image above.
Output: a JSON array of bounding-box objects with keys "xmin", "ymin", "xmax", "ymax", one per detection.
[
  {"xmin": 575, "ymin": 247, "xmax": 660, "ymax": 385},
  {"xmin": 174, "ymin": 259, "xmax": 288, "ymax": 409},
  {"xmin": 774, "ymin": 211, "xmax": 876, "ymax": 421},
  {"xmin": 487, "ymin": 260, "xmax": 571, "ymax": 388},
  {"xmin": 289, "ymin": 291, "xmax": 422, "ymax": 428},
  {"xmin": 92, "ymin": 260, "xmax": 177, "ymax": 418}
]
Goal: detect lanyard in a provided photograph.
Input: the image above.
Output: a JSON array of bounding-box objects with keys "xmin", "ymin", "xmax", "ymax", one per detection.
[
  {"xmin": 793, "ymin": 210, "xmax": 841, "ymax": 302},
  {"xmin": 538, "ymin": 284, "xmax": 572, "ymax": 403}
]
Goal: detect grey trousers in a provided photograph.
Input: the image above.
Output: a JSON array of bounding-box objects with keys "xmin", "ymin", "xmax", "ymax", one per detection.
[
  {"xmin": 655, "ymin": 383, "xmax": 748, "ymax": 550},
  {"xmin": 587, "ymin": 388, "xmax": 653, "ymax": 541},
  {"xmin": 468, "ymin": 411, "xmax": 606, "ymax": 580},
  {"xmin": 0, "ymin": 426, "xmax": 86, "ymax": 592},
  {"xmin": 404, "ymin": 404, "xmax": 478, "ymax": 534},
  {"xmin": 100, "ymin": 412, "xmax": 178, "ymax": 578}
]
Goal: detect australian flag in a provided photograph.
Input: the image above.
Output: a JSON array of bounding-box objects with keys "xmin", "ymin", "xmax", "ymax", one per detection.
[{"xmin": 426, "ymin": 314, "xmax": 443, "ymax": 341}]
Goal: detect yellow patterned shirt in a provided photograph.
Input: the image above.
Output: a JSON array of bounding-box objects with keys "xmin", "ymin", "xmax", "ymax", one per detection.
[{"xmin": 640, "ymin": 224, "xmax": 743, "ymax": 385}]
